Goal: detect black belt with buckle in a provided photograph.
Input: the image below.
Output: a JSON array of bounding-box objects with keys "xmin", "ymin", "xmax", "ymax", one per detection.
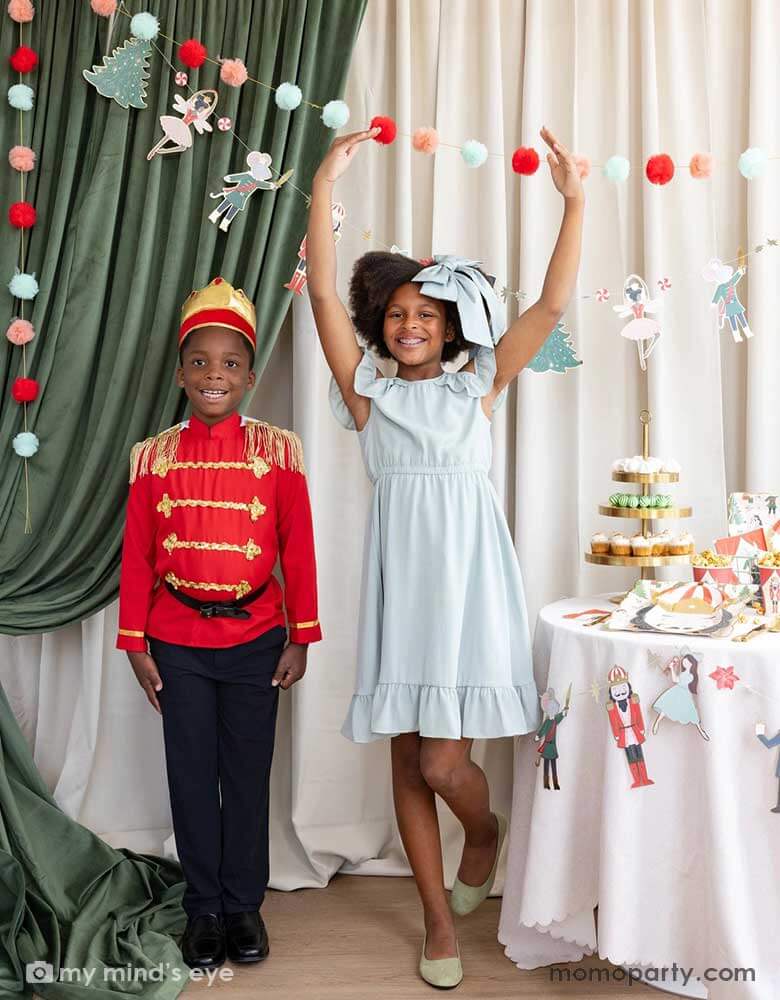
[{"xmin": 165, "ymin": 580, "xmax": 270, "ymax": 620}]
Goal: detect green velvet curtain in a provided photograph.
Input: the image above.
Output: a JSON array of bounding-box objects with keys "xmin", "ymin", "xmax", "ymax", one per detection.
[{"xmin": 0, "ymin": 0, "xmax": 366, "ymax": 634}]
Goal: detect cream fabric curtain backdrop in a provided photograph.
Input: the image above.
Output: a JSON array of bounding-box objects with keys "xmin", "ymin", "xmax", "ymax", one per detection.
[{"xmin": 1, "ymin": 0, "xmax": 778, "ymax": 911}]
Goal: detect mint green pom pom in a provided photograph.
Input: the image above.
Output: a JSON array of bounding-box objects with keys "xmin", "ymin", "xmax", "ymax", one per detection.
[
  {"xmin": 8, "ymin": 84, "xmax": 33, "ymax": 111},
  {"xmin": 321, "ymin": 100, "xmax": 349, "ymax": 129},
  {"xmin": 738, "ymin": 147, "xmax": 767, "ymax": 179},
  {"xmin": 604, "ymin": 155, "xmax": 630, "ymax": 182},
  {"xmin": 461, "ymin": 139, "xmax": 488, "ymax": 168},
  {"xmin": 13, "ymin": 431, "xmax": 39, "ymax": 458},
  {"xmin": 276, "ymin": 82, "xmax": 302, "ymax": 111},
  {"xmin": 130, "ymin": 11, "xmax": 160, "ymax": 40},
  {"xmin": 9, "ymin": 271, "xmax": 38, "ymax": 299}
]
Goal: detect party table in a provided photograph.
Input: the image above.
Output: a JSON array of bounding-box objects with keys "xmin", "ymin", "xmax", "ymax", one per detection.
[{"xmin": 498, "ymin": 595, "xmax": 780, "ymax": 1000}]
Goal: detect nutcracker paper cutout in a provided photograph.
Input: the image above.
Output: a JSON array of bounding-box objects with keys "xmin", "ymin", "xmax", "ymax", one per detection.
[
  {"xmin": 147, "ymin": 90, "xmax": 218, "ymax": 161},
  {"xmin": 754, "ymin": 723, "xmax": 780, "ymax": 814},
  {"xmin": 285, "ymin": 202, "xmax": 345, "ymax": 295},
  {"xmin": 605, "ymin": 665, "xmax": 654, "ymax": 789},
  {"xmin": 703, "ymin": 258, "xmax": 754, "ymax": 343},
  {"xmin": 534, "ymin": 685, "xmax": 571, "ymax": 789},
  {"xmin": 613, "ymin": 274, "xmax": 661, "ymax": 371},
  {"xmin": 651, "ymin": 653, "xmax": 709, "ymax": 740},
  {"xmin": 208, "ymin": 151, "xmax": 294, "ymax": 232}
]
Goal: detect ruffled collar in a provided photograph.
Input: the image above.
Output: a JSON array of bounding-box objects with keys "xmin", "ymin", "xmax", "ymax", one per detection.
[{"xmin": 355, "ymin": 345, "xmax": 497, "ymax": 399}]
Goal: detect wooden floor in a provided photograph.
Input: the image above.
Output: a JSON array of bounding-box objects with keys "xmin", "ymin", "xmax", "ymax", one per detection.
[{"xmin": 183, "ymin": 874, "xmax": 659, "ymax": 998}]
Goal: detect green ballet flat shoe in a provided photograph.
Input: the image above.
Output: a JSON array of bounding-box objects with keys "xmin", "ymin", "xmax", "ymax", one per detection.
[
  {"xmin": 419, "ymin": 933, "xmax": 463, "ymax": 989},
  {"xmin": 449, "ymin": 812, "xmax": 507, "ymax": 917}
]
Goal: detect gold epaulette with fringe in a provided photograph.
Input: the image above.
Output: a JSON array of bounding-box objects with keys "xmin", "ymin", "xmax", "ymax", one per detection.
[
  {"xmin": 243, "ymin": 418, "xmax": 306, "ymax": 474},
  {"xmin": 129, "ymin": 424, "xmax": 184, "ymax": 484}
]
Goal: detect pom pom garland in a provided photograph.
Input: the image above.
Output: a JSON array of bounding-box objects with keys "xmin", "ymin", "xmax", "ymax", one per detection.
[
  {"xmin": 130, "ymin": 11, "xmax": 159, "ymax": 41},
  {"xmin": 13, "ymin": 431, "xmax": 39, "ymax": 457},
  {"xmin": 8, "ymin": 145, "xmax": 35, "ymax": 171},
  {"xmin": 9, "ymin": 271, "xmax": 38, "ymax": 300},
  {"xmin": 179, "ymin": 38, "xmax": 207, "ymax": 68},
  {"xmin": 573, "ymin": 154, "xmax": 591, "ymax": 179},
  {"xmin": 12, "ymin": 377, "xmax": 38, "ymax": 403},
  {"xmin": 5, "ymin": 318, "xmax": 34, "ymax": 345},
  {"xmin": 275, "ymin": 82, "xmax": 302, "ymax": 110},
  {"xmin": 220, "ymin": 58, "xmax": 248, "ymax": 87},
  {"xmin": 369, "ymin": 115, "xmax": 397, "ymax": 144},
  {"xmin": 90, "ymin": 0, "xmax": 117, "ymax": 15},
  {"xmin": 738, "ymin": 147, "xmax": 767, "ymax": 180},
  {"xmin": 689, "ymin": 152, "xmax": 713, "ymax": 178},
  {"xmin": 8, "ymin": 84, "xmax": 34, "ymax": 111},
  {"xmin": 511, "ymin": 146, "xmax": 540, "ymax": 175},
  {"xmin": 9, "ymin": 201, "xmax": 36, "ymax": 228},
  {"xmin": 321, "ymin": 100, "xmax": 350, "ymax": 129},
  {"xmin": 645, "ymin": 153, "xmax": 675, "ymax": 185},
  {"xmin": 10, "ymin": 46, "xmax": 38, "ymax": 73},
  {"xmin": 461, "ymin": 139, "xmax": 488, "ymax": 168},
  {"xmin": 8, "ymin": 0, "xmax": 34, "ymax": 23},
  {"xmin": 412, "ymin": 126, "xmax": 439, "ymax": 154},
  {"xmin": 603, "ymin": 155, "xmax": 630, "ymax": 182}
]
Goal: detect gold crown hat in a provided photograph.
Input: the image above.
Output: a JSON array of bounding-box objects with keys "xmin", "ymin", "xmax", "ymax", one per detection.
[
  {"xmin": 179, "ymin": 277, "xmax": 256, "ymax": 349},
  {"xmin": 607, "ymin": 665, "xmax": 629, "ymax": 686}
]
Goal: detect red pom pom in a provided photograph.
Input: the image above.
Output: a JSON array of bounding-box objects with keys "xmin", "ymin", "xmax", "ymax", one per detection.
[
  {"xmin": 369, "ymin": 115, "xmax": 397, "ymax": 145},
  {"xmin": 10, "ymin": 45, "xmax": 38, "ymax": 73},
  {"xmin": 646, "ymin": 154, "xmax": 675, "ymax": 185},
  {"xmin": 12, "ymin": 376, "xmax": 39, "ymax": 403},
  {"xmin": 9, "ymin": 201, "xmax": 36, "ymax": 228},
  {"xmin": 511, "ymin": 146, "xmax": 540, "ymax": 175},
  {"xmin": 179, "ymin": 38, "xmax": 207, "ymax": 68}
]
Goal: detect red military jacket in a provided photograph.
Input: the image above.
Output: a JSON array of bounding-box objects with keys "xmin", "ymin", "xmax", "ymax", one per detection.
[
  {"xmin": 606, "ymin": 695, "xmax": 646, "ymax": 748},
  {"xmin": 116, "ymin": 411, "xmax": 322, "ymax": 651}
]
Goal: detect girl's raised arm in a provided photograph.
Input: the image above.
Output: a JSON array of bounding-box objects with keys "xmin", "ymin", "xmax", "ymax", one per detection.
[
  {"xmin": 485, "ymin": 127, "xmax": 584, "ymax": 412},
  {"xmin": 306, "ymin": 127, "xmax": 380, "ymax": 427}
]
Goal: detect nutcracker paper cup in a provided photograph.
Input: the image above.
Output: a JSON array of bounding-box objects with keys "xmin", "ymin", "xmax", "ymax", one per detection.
[
  {"xmin": 759, "ymin": 566, "xmax": 780, "ymax": 617},
  {"xmin": 693, "ymin": 565, "xmax": 739, "ymax": 586}
]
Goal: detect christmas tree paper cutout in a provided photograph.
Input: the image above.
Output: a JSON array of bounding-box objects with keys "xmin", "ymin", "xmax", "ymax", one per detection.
[
  {"xmin": 528, "ymin": 320, "xmax": 582, "ymax": 374},
  {"xmin": 83, "ymin": 37, "xmax": 151, "ymax": 110}
]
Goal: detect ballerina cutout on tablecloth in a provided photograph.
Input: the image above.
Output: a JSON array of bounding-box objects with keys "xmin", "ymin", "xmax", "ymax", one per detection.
[
  {"xmin": 534, "ymin": 685, "xmax": 571, "ymax": 790},
  {"xmin": 612, "ymin": 274, "xmax": 662, "ymax": 371},
  {"xmin": 208, "ymin": 151, "xmax": 294, "ymax": 232},
  {"xmin": 703, "ymin": 258, "xmax": 754, "ymax": 343},
  {"xmin": 147, "ymin": 90, "xmax": 218, "ymax": 161},
  {"xmin": 652, "ymin": 653, "xmax": 710, "ymax": 740}
]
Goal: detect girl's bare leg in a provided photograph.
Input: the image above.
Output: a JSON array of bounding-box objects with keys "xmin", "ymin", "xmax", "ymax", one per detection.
[
  {"xmin": 391, "ymin": 733, "xmax": 457, "ymax": 959},
  {"xmin": 419, "ymin": 738, "xmax": 499, "ymax": 887}
]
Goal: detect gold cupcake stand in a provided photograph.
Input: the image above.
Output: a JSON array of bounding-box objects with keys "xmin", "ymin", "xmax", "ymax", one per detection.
[{"xmin": 585, "ymin": 411, "xmax": 693, "ymax": 580}]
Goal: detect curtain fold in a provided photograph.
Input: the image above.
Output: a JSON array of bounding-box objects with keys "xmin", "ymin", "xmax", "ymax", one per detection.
[{"xmin": 0, "ymin": 0, "xmax": 367, "ymax": 633}]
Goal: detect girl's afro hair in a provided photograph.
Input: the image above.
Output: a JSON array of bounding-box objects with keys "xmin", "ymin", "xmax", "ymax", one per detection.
[{"xmin": 349, "ymin": 251, "xmax": 470, "ymax": 363}]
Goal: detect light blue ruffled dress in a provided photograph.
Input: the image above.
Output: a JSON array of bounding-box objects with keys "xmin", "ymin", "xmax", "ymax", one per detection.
[{"xmin": 330, "ymin": 345, "xmax": 541, "ymax": 743}]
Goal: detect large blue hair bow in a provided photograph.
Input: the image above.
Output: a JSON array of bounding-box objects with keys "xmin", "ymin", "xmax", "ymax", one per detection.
[{"xmin": 411, "ymin": 254, "xmax": 505, "ymax": 349}]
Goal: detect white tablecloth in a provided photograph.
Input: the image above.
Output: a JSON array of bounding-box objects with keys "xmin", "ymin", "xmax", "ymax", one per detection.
[{"xmin": 498, "ymin": 595, "xmax": 780, "ymax": 1000}]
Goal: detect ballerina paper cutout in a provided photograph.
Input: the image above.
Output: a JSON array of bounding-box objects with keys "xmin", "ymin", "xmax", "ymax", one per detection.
[
  {"xmin": 652, "ymin": 652, "xmax": 710, "ymax": 740},
  {"xmin": 147, "ymin": 90, "xmax": 218, "ymax": 161},
  {"xmin": 208, "ymin": 151, "xmax": 294, "ymax": 232},
  {"xmin": 702, "ymin": 258, "xmax": 754, "ymax": 343},
  {"xmin": 613, "ymin": 274, "xmax": 662, "ymax": 371}
]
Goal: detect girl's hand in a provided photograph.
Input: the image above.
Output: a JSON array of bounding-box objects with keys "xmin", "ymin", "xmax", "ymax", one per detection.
[
  {"xmin": 540, "ymin": 126, "xmax": 583, "ymax": 202},
  {"xmin": 314, "ymin": 127, "xmax": 381, "ymax": 185}
]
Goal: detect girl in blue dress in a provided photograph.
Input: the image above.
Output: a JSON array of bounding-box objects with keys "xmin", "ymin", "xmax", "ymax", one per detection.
[{"xmin": 306, "ymin": 124, "xmax": 584, "ymax": 988}]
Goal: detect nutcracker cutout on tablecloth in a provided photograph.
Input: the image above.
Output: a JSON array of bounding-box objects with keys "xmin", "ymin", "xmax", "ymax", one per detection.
[
  {"xmin": 534, "ymin": 685, "xmax": 571, "ymax": 790},
  {"xmin": 755, "ymin": 724, "xmax": 780, "ymax": 814},
  {"xmin": 606, "ymin": 665, "xmax": 654, "ymax": 789},
  {"xmin": 652, "ymin": 653, "xmax": 710, "ymax": 741},
  {"xmin": 284, "ymin": 202, "xmax": 345, "ymax": 295}
]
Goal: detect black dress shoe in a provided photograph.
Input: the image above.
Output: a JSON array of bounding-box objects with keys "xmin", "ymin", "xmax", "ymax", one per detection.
[
  {"xmin": 224, "ymin": 911, "xmax": 269, "ymax": 963},
  {"xmin": 181, "ymin": 913, "xmax": 226, "ymax": 969}
]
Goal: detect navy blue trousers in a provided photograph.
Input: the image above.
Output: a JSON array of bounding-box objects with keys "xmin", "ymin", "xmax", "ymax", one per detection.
[{"xmin": 149, "ymin": 626, "xmax": 286, "ymax": 918}]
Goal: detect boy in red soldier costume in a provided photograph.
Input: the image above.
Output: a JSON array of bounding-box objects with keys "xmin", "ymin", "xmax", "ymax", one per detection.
[{"xmin": 117, "ymin": 277, "xmax": 322, "ymax": 969}]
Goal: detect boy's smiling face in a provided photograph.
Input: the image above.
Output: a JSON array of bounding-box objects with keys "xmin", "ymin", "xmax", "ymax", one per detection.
[{"xmin": 177, "ymin": 326, "xmax": 256, "ymax": 424}]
